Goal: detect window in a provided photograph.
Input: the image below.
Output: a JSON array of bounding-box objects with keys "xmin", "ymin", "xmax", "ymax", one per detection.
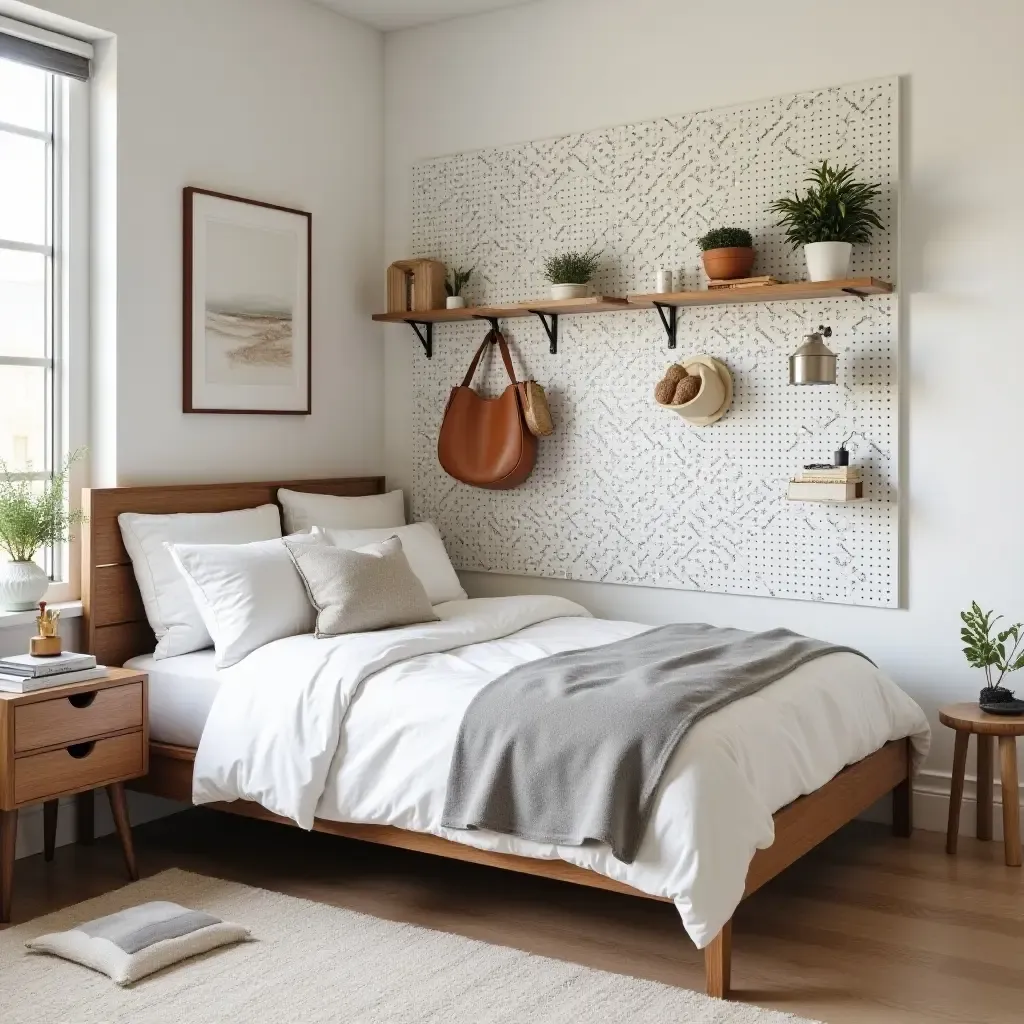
[{"xmin": 0, "ymin": 23, "xmax": 90, "ymax": 600}]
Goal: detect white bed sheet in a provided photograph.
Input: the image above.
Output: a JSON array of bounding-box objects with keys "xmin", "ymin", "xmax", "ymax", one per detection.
[
  {"xmin": 125, "ymin": 650, "xmax": 222, "ymax": 747},
  {"xmin": 192, "ymin": 597, "xmax": 930, "ymax": 948}
]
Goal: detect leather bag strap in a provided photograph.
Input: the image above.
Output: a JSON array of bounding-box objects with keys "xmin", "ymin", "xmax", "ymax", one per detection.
[{"xmin": 461, "ymin": 329, "xmax": 519, "ymax": 387}]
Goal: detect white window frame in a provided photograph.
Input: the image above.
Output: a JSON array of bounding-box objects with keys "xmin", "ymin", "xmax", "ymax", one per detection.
[{"xmin": 0, "ymin": 39, "xmax": 89, "ymax": 602}]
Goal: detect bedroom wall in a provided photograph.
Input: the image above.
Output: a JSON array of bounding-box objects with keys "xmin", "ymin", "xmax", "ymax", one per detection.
[
  {"xmin": 1, "ymin": 0, "xmax": 385, "ymax": 485},
  {"xmin": 383, "ymin": 0, "xmax": 1024, "ymax": 832}
]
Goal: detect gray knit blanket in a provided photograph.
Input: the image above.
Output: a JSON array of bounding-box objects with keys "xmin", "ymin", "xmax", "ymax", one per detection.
[{"xmin": 441, "ymin": 623, "xmax": 869, "ymax": 863}]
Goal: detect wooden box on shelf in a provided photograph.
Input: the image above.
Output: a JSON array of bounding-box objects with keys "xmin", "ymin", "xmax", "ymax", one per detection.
[{"xmin": 386, "ymin": 259, "xmax": 447, "ymax": 314}]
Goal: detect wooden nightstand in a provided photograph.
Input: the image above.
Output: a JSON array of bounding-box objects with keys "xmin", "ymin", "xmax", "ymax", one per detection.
[{"xmin": 0, "ymin": 667, "xmax": 148, "ymax": 922}]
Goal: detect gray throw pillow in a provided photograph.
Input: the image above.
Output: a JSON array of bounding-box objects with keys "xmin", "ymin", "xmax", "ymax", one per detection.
[{"xmin": 283, "ymin": 534, "xmax": 439, "ymax": 637}]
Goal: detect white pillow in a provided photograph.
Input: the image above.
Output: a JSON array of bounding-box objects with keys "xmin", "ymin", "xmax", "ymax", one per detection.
[
  {"xmin": 277, "ymin": 487, "xmax": 405, "ymax": 534},
  {"xmin": 315, "ymin": 522, "xmax": 466, "ymax": 605},
  {"xmin": 168, "ymin": 535, "xmax": 317, "ymax": 669},
  {"xmin": 118, "ymin": 504, "xmax": 282, "ymax": 660}
]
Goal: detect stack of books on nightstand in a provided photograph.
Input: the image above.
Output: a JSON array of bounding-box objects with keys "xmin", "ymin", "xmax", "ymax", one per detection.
[
  {"xmin": 787, "ymin": 466, "xmax": 864, "ymax": 503},
  {"xmin": 0, "ymin": 651, "xmax": 107, "ymax": 693}
]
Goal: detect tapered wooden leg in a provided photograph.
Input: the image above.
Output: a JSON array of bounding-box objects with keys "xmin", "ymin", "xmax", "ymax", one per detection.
[
  {"xmin": 75, "ymin": 790, "xmax": 94, "ymax": 845},
  {"xmin": 946, "ymin": 730, "xmax": 969, "ymax": 855},
  {"xmin": 977, "ymin": 733, "xmax": 994, "ymax": 841},
  {"xmin": 1, "ymin": 809, "xmax": 17, "ymax": 924},
  {"xmin": 43, "ymin": 800, "xmax": 58, "ymax": 862},
  {"xmin": 892, "ymin": 745, "xmax": 912, "ymax": 838},
  {"xmin": 106, "ymin": 784, "xmax": 138, "ymax": 880},
  {"xmin": 705, "ymin": 919, "xmax": 732, "ymax": 999},
  {"xmin": 999, "ymin": 737, "xmax": 1021, "ymax": 867}
]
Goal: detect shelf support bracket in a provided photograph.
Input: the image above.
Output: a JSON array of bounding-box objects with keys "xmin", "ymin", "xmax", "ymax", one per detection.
[
  {"xmin": 473, "ymin": 315, "xmax": 503, "ymax": 334},
  {"xmin": 651, "ymin": 301, "xmax": 678, "ymax": 348},
  {"xmin": 841, "ymin": 287, "xmax": 868, "ymax": 300},
  {"xmin": 527, "ymin": 311, "xmax": 559, "ymax": 354},
  {"xmin": 405, "ymin": 320, "xmax": 433, "ymax": 358}
]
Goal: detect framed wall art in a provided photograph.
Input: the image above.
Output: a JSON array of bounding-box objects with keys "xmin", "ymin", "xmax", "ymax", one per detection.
[{"xmin": 183, "ymin": 187, "xmax": 311, "ymax": 414}]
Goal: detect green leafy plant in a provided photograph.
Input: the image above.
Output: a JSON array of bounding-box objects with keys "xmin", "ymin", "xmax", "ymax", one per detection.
[
  {"xmin": 960, "ymin": 601, "xmax": 1024, "ymax": 694},
  {"xmin": 770, "ymin": 161, "xmax": 884, "ymax": 248},
  {"xmin": 445, "ymin": 266, "xmax": 474, "ymax": 297},
  {"xmin": 0, "ymin": 449, "xmax": 87, "ymax": 562},
  {"xmin": 697, "ymin": 227, "xmax": 752, "ymax": 251},
  {"xmin": 543, "ymin": 246, "xmax": 602, "ymax": 285}
]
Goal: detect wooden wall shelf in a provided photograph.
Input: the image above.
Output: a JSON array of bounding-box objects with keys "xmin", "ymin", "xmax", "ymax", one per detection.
[{"xmin": 373, "ymin": 280, "xmax": 892, "ymax": 356}]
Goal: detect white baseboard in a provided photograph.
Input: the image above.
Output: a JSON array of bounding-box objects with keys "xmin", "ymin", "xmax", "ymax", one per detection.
[{"xmin": 14, "ymin": 793, "xmax": 185, "ymax": 861}]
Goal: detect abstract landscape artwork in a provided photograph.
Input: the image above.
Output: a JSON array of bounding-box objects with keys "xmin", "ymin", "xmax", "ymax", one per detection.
[{"xmin": 184, "ymin": 188, "xmax": 311, "ymax": 413}]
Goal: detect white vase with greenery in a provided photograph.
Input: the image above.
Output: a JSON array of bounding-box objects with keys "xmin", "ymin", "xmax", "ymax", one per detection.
[
  {"xmin": 445, "ymin": 266, "xmax": 473, "ymax": 309},
  {"xmin": 543, "ymin": 246, "xmax": 602, "ymax": 300},
  {"xmin": 770, "ymin": 161, "xmax": 884, "ymax": 282},
  {"xmin": 0, "ymin": 450, "xmax": 86, "ymax": 611}
]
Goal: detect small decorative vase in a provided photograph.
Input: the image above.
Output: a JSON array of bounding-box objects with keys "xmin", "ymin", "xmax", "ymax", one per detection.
[
  {"xmin": 445, "ymin": 296, "xmax": 466, "ymax": 309},
  {"xmin": 0, "ymin": 559, "xmax": 48, "ymax": 611},
  {"xmin": 804, "ymin": 241, "xmax": 852, "ymax": 282},
  {"xmin": 549, "ymin": 283, "xmax": 589, "ymax": 300},
  {"xmin": 701, "ymin": 247, "xmax": 755, "ymax": 281}
]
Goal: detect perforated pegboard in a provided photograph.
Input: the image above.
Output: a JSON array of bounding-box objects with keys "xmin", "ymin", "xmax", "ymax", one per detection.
[{"xmin": 409, "ymin": 77, "xmax": 899, "ymax": 607}]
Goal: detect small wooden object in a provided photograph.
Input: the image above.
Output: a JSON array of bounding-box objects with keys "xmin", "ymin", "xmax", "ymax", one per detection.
[
  {"xmin": 939, "ymin": 702, "xmax": 1023, "ymax": 867},
  {"xmin": 0, "ymin": 668, "xmax": 148, "ymax": 922},
  {"xmin": 29, "ymin": 602, "xmax": 62, "ymax": 657},
  {"xmin": 386, "ymin": 259, "xmax": 446, "ymax": 314}
]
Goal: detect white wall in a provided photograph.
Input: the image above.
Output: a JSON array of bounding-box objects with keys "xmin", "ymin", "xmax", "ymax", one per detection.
[
  {"xmin": 3, "ymin": 0, "xmax": 385, "ymax": 485},
  {"xmin": 384, "ymin": 0, "xmax": 1024, "ymax": 830}
]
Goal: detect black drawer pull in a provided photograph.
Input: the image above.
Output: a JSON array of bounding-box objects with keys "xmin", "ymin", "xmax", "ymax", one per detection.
[
  {"xmin": 66, "ymin": 741, "xmax": 95, "ymax": 759},
  {"xmin": 68, "ymin": 691, "xmax": 97, "ymax": 709}
]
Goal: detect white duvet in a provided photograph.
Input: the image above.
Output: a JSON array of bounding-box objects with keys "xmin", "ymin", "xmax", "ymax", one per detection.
[{"xmin": 193, "ymin": 596, "xmax": 930, "ymax": 948}]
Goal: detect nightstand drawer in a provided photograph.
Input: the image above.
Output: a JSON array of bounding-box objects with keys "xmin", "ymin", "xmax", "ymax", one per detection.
[
  {"xmin": 14, "ymin": 682, "xmax": 143, "ymax": 754},
  {"xmin": 13, "ymin": 730, "xmax": 144, "ymax": 806}
]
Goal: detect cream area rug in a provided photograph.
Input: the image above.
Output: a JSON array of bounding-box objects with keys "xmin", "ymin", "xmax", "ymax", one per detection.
[{"xmin": 1, "ymin": 869, "xmax": 821, "ymax": 1023}]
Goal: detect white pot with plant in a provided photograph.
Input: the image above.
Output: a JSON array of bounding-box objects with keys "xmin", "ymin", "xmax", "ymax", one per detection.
[
  {"xmin": 961, "ymin": 602, "xmax": 1024, "ymax": 707},
  {"xmin": 445, "ymin": 266, "xmax": 473, "ymax": 309},
  {"xmin": 0, "ymin": 450, "xmax": 86, "ymax": 611},
  {"xmin": 771, "ymin": 161, "xmax": 884, "ymax": 282},
  {"xmin": 543, "ymin": 246, "xmax": 602, "ymax": 300}
]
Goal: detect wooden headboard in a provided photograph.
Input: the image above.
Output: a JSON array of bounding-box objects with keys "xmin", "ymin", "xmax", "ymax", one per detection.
[{"xmin": 81, "ymin": 477, "xmax": 386, "ymax": 666}]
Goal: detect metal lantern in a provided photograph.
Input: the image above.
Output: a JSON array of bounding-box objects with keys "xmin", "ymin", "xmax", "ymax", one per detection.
[{"xmin": 789, "ymin": 325, "xmax": 836, "ymax": 385}]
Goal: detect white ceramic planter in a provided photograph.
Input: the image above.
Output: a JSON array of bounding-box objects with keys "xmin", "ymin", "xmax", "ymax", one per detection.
[
  {"xmin": 549, "ymin": 283, "xmax": 589, "ymax": 300},
  {"xmin": 445, "ymin": 296, "xmax": 466, "ymax": 309},
  {"xmin": 0, "ymin": 559, "xmax": 48, "ymax": 611},
  {"xmin": 804, "ymin": 241, "xmax": 852, "ymax": 282}
]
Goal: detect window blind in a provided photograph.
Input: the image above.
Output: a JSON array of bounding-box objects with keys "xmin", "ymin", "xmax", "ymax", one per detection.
[{"xmin": 0, "ymin": 28, "xmax": 90, "ymax": 81}]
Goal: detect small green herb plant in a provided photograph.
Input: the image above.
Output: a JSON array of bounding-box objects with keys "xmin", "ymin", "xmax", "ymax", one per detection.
[
  {"xmin": 445, "ymin": 266, "xmax": 474, "ymax": 298},
  {"xmin": 697, "ymin": 227, "xmax": 753, "ymax": 251},
  {"xmin": 960, "ymin": 601, "xmax": 1024, "ymax": 699},
  {"xmin": 770, "ymin": 161, "xmax": 884, "ymax": 248},
  {"xmin": 0, "ymin": 449, "xmax": 86, "ymax": 562},
  {"xmin": 543, "ymin": 246, "xmax": 602, "ymax": 285}
]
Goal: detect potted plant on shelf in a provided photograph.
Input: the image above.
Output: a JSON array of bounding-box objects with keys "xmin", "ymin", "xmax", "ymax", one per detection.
[
  {"xmin": 697, "ymin": 227, "xmax": 755, "ymax": 281},
  {"xmin": 770, "ymin": 161, "xmax": 884, "ymax": 282},
  {"xmin": 0, "ymin": 450, "xmax": 86, "ymax": 611},
  {"xmin": 543, "ymin": 246, "xmax": 602, "ymax": 300},
  {"xmin": 445, "ymin": 266, "xmax": 474, "ymax": 309},
  {"xmin": 961, "ymin": 601, "xmax": 1024, "ymax": 706}
]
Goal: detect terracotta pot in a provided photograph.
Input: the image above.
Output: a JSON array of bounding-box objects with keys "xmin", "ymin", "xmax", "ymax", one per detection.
[{"xmin": 701, "ymin": 246, "xmax": 755, "ymax": 281}]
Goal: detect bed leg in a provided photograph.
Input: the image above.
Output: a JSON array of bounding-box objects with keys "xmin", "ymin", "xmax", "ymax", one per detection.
[
  {"xmin": 892, "ymin": 739, "xmax": 912, "ymax": 837},
  {"xmin": 704, "ymin": 920, "xmax": 732, "ymax": 999}
]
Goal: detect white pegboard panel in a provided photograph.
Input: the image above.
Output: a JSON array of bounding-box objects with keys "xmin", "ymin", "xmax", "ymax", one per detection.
[{"xmin": 409, "ymin": 77, "xmax": 898, "ymax": 607}]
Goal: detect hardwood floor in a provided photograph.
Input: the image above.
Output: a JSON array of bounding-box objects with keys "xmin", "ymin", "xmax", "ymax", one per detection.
[{"xmin": 4, "ymin": 810, "xmax": 1022, "ymax": 1023}]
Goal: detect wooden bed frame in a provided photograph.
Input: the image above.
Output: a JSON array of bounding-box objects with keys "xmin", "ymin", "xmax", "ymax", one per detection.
[{"xmin": 80, "ymin": 476, "xmax": 913, "ymax": 1000}]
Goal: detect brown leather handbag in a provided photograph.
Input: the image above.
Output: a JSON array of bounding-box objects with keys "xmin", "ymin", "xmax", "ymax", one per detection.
[{"xmin": 438, "ymin": 329, "xmax": 537, "ymax": 489}]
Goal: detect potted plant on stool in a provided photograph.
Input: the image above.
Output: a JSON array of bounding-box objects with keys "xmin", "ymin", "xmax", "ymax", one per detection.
[
  {"xmin": 0, "ymin": 450, "xmax": 86, "ymax": 610},
  {"xmin": 697, "ymin": 227, "xmax": 755, "ymax": 281},
  {"xmin": 771, "ymin": 161, "xmax": 884, "ymax": 282},
  {"xmin": 543, "ymin": 246, "xmax": 602, "ymax": 300},
  {"xmin": 961, "ymin": 601, "xmax": 1024, "ymax": 706}
]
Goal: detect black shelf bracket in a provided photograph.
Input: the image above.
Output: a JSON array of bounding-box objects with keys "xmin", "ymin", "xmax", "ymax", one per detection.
[
  {"xmin": 651, "ymin": 301, "xmax": 679, "ymax": 348},
  {"xmin": 527, "ymin": 311, "xmax": 559, "ymax": 354},
  {"xmin": 473, "ymin": 315, "xmax": 503, "ymax": 333},
  {"xmin": 404, "ymin": 320, "xmax": 433, "ymax": 358},
  {"xmin": 841, "ymin": 287, "xmax": 868, "ymax": 300}
]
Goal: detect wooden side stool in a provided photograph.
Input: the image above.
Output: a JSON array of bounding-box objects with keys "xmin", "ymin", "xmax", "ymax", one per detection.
[{"xmin": 939, "ymin": 702, "xmax": 1022, "ymax": 866}]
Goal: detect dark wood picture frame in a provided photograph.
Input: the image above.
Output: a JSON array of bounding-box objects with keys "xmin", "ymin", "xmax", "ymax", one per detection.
[{"xmin": 183, "ymin": 187, "xmax": 312, "ymax": 415}]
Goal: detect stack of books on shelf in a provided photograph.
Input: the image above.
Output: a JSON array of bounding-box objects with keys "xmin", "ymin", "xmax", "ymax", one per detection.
[
  {"xmin": 0, "ymin": 651, "xmax": 107, "ymax": 693},
  {"xmin": 787, "ymin": 466, "xmax": 864, "ymax": 503},
  {"xmin": 706, "ymin": 275, "xmax": 781, "ymax": 291}
]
